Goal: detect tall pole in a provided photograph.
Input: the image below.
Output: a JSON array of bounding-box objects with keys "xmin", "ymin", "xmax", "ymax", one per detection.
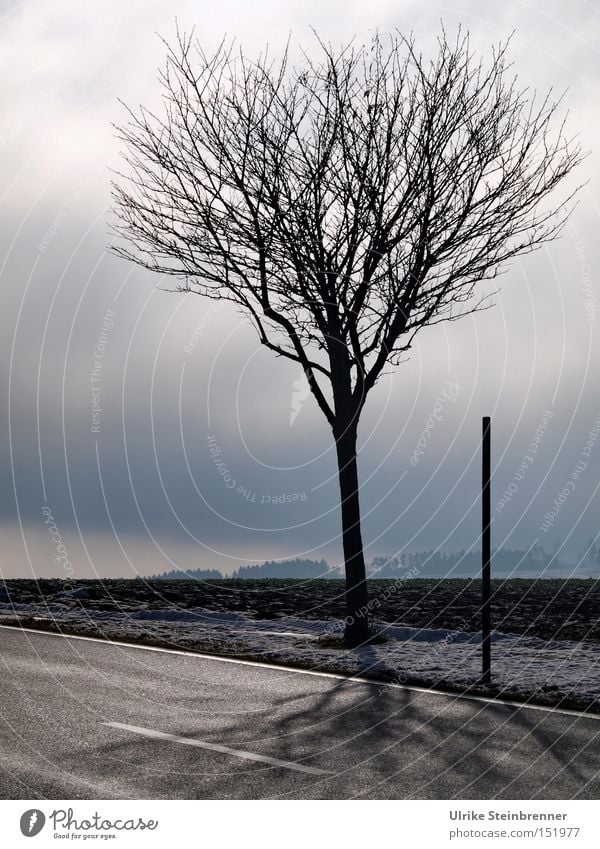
[{"xmin": 482, "ymin": 416, "xmax": 491, "ymax": 683}]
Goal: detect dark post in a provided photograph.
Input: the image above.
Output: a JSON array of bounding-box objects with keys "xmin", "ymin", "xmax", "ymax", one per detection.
[{"xmin": 482, "ymin": 416, "xmax": 492, "ymax": 683}]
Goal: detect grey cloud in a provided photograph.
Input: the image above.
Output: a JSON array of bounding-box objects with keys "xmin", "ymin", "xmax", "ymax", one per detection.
[{"xmin": 1, "ymin": 1, "xmax": 599, "ymax": 577}]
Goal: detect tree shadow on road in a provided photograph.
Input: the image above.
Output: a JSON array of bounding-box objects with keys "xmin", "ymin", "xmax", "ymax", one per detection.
[{"xmin": 81, "ymin": 650, "xmax": 600, "ymax": 800}]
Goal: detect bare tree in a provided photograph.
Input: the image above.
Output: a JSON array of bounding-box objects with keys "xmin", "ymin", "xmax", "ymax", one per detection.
[{"xmin": 111, "ymin": 28, "xmax": 581, "ymax": 645}]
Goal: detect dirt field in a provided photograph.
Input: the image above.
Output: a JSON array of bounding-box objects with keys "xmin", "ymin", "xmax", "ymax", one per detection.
[{"xmin": 2, "ymin": 577, "xmax": 599, "ymax": 643}]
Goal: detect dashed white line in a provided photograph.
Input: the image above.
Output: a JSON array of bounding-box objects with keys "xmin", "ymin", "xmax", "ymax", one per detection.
[{"xmin": 104, "ymin": 721, "xmax": 331, "ymax": 776}]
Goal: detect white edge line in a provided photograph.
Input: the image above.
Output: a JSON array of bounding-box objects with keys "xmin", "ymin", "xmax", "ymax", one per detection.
[
  {"xmin": 2, "ymin": 624, "xmax": 599, "ymax": 722},
  {"xmin": 103, "ymin": 721, "xmax": 330, "ymax": 776}
]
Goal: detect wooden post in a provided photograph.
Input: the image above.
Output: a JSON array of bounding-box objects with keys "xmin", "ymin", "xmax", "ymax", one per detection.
[{"xmin": 482, "ymin": 416, "xmax": 491, "ymax": 683}]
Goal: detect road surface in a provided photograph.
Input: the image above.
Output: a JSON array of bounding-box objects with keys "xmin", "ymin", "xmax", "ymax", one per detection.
[{"xmin": 0, "ymin": 626, "xmax": 598, "ymax": 799}]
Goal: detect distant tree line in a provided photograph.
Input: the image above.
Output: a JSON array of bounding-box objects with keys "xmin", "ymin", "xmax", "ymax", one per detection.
[
  {"xmin": 147, "ymin": 545, "xmax": 588, "ymax": 581},
  {"xmin": 230, "ymin": 558, "xmax": 334, "ymax": 580},
  {"xmin": 147, "ymin": 559, "xmax": 336, "ymax": 581},
  {"xmin": 369, "ymin": 545, "xmax": 567, "ymax": 578},
  {"xmin": 146, "ymin": 568, "xmax": 224, "ymax": 581}
]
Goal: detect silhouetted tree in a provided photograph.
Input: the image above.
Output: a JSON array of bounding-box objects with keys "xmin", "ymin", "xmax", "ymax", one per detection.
[{"xmin": 111, "ymin": 28, "xmax": 581, "ymax": 644}]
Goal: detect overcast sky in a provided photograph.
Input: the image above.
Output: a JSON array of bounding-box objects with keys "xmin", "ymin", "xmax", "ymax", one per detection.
[{"xmin": 1, "ymin": 0, "xmax": 599, "ymax": 579}]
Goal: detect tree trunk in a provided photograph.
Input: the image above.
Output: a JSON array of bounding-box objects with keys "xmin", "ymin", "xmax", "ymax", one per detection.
[{"xmin": 334, "ymin": 421, "xmax": 370, "ymax": 646}]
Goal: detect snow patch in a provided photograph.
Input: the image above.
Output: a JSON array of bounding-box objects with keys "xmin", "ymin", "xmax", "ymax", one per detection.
[{"xmin": 1, "ymin": 601, "xmax": 599, "ymax": 704}]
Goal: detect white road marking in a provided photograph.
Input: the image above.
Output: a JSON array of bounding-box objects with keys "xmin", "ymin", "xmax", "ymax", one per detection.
[
  {"xmin": 104, "ymin": 721, "xmax": 330, "ymax": 775},
  {"xmin": 2, "ymin": 624, "xmax": 599, "ymax": 722}
]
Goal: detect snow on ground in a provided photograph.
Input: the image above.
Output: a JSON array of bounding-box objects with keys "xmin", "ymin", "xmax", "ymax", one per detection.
[{"xmin": 1, "ymin": 599, "xmax": 600, "ymax": 706}]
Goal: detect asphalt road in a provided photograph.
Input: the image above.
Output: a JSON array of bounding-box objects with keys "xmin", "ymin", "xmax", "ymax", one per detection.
[{"xmin": 0, "ymin": 626, "xmax": 598, "ymax": 799}]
